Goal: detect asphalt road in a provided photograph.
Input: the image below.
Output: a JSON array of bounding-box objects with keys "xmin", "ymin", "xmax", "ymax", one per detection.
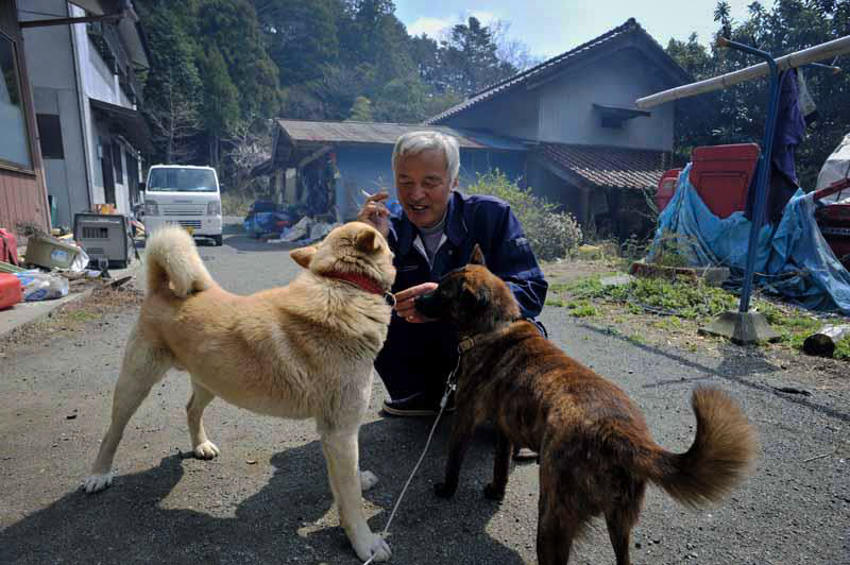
[{"xmin": 1, "ymin": 228, "xmax": 848, "ymax": 564}]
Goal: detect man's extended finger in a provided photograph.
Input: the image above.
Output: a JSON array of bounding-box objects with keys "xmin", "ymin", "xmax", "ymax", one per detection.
[
  {"xmin": 365, "ymin": 191, "xmax": 390, "ymax": 203},
  {"xmin": 367, "ymin": 204, "xmax": 390, "ymax": 217}
]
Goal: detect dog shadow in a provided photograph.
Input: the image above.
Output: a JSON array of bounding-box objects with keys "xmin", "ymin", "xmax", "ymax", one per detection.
[{"xmin": 0, "ymin": 419, "xmax": 524, "ymax": 564}]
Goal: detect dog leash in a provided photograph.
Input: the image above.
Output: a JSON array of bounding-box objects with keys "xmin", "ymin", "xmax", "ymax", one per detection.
[
  {"xmin": 361, "ymin": 324, "xmax": 525, "ymax": 563},
  {"xmin": 360, "ymin": 352, "xmax": 462, "ymax": 565}
]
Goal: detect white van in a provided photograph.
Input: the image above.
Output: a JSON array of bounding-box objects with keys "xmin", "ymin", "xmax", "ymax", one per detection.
[{"xmin": 142, "ymin": 165, "xmax": 223, "ymax": 246}]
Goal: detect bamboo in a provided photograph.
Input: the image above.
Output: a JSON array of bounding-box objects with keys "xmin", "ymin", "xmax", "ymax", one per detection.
[{"xmin": 636, "ymin": 35, "xmax": 850, "ymax": 109}]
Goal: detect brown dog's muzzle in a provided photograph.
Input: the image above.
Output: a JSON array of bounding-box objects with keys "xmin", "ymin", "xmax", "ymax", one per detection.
[{"xmin": 414, "ymin": 291, "xmax": 443, "ymax": 319}]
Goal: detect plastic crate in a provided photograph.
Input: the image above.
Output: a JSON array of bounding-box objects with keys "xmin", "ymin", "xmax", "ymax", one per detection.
[
  {"xmin": 656, "ymin": 169, "xmax": 682, "ymax": 213},
  {"xmin": 24, "ymin": 234, "xmax": 80, "ymax": 269},
  {"xmin": 689, "ymin": 143, "xmax": 760, "ymax": 218}
]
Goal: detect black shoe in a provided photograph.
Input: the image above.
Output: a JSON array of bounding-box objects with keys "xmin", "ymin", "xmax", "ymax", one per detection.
[{"xmin": 381, "ymin": 392, "xmax": 455, "ymax": 417}]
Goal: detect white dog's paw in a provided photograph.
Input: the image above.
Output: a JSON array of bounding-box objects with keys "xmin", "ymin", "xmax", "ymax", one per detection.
[
  {"xmin": 359, "ymin": 470, "xmax": 379, "ymax": 492},
  {"xmin": 193, "ymin": 440, "xmax": 220, "ymax": 460},
  {"xmin": 82, "ymin": 472, "xmax": 114, "ymax": 494},
  {"xmin": 354, "ymin": 533, "xmax": 391, "ymax": 563}
]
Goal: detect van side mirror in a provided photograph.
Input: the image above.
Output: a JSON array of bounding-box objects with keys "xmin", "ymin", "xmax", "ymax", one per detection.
[{"xmin": 139, "ymin": 181, "xmax": 146, "ymax": 192}]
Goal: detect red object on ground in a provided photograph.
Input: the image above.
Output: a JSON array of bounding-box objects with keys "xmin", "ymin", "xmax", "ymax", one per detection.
[
  {"xmin": 813, "ymin": 177, "xmax": 850, "ymax": 268},
  {"xmin": 656, "ymin": 168, "xmax": 682, "ymax": 213},
  {"xmin": 0, "ymin": 273, "xmax": 22, "ymax": 310},
  {"xmin": 0, "ymin": 228, "xmax": 19, "ymax": 266},
  {"xmin": 689, "ymin": 143, "xmax": 761, "ymax": 218}
]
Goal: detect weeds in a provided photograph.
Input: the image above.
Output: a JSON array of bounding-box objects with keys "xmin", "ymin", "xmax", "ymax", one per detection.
[{"xmin": 466, "ymin": 171, "xmax": 582, "ymax": 260}]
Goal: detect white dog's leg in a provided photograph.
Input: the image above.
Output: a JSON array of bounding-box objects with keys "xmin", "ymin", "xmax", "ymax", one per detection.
[
  {"xmin": 186, "ymin": 381, "xmax": 219, "ymax": 459},
  {"xmin": 84, "ymin": 328, "xmax": 171, "ymax": 493},
  {"xmin": 321, "ymin": 430, "xmax": 391, "ymax": 563}
]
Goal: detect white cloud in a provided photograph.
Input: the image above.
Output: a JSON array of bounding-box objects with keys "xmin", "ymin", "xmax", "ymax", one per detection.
[
  {"xmin": 406, "ymin": 11, "xmax": 502, "ymax": 39},
  {"xmin": 407, "ymin": 16, "xmax": 453, "ymax": 38}
]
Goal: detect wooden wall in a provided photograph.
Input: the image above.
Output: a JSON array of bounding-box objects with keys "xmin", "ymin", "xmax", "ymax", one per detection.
[{"xmin": 0, "ymin": 0, "xmax": 50, "ymax": 234}]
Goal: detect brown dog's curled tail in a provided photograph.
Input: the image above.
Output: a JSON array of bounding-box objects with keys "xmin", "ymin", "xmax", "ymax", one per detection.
[
  {"xmin": 644, "ymin": 387, "xmax": 757, "ymax": 507},
  {"xmin": 145, "ymin": 225, "xmax": 215, "ymax": 298}
]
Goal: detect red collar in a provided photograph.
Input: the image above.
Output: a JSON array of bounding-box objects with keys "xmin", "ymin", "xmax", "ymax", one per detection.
[{"xmin": 324, "ymin": 271, "xmax": 396, "ymax": 306}]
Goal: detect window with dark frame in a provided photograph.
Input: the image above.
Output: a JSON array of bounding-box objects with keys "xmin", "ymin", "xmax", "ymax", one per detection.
[
  {"xmin": 0, "ymin": 33, "xmax": 33, "ymax": 170},
  {"xmin": 112, "ymin": 142, "xmax": 123, "ymax": 184},
  {"xmin": 36, "ymin": 114, "xmax": 64, "ymax": 159}
]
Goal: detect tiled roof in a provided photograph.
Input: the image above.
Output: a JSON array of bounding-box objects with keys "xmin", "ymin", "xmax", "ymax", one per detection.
[
  {"xmin": 275, "ymin": 119, "xmax": 527, "ymax": 150},
  {"xmin": 539, "ymin": 143, "xmax": 668, "ymax": 191},
  {"xmin": 425, "ymin": 18, "xmax": 690, "ymax": 125}
]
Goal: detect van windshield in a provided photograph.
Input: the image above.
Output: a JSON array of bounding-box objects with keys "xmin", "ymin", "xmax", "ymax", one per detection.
[{"xmin": 147, "ymin": 168, "xmax": 217, "ymax": 192}]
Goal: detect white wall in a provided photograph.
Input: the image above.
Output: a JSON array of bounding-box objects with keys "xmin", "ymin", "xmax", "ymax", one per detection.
[{"xmin": 536, "ymin": 48, "xmax": 675, "ymax": 151}]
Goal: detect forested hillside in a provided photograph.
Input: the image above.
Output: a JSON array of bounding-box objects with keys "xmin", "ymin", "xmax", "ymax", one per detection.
[
  {"xmin": 136, "ymin": 0, "xmax": 525, "ymax": 190},
  {"xmin": 137, "ymin": 0, "xmax": 850, "ymax": 193}
]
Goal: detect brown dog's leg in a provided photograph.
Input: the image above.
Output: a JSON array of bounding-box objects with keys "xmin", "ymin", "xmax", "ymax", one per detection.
[
  {"xmin": 484, "ymin": 430, "xmax": 512, "ymax": 500},
  {"xmin": 434, "ymin": 411, "xmax": 476, "ymax": 499},
  {"xmin": 605, "ymin": 479, "xmax": 645, "ymax": 565},
  {"xmin": 536, "ymin": 493, "xmax": 575, "ymax": 565}
]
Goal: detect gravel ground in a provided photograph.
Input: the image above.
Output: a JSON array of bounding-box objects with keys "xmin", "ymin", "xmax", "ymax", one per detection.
[{"xmin": 1, "ymin": 230, "xmax": 848, "ymax": 564}]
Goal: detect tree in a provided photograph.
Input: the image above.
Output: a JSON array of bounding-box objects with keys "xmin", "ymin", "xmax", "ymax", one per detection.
[
  {"xmin": 437, "ymin": 17, "xmax": 517, "ymax": 95},
  {"xmin": 669, "ymin": 0, "xmax": 850, "ymax": 188},
  {"xmin": 199, "ymin": 47, "xmax": 240, "ymax": 168},
  {"xmin": 137, "ymin": 0, "xmax": 203, "ymax": 164},
  {"xmin": 256, "ymin": 0, "xmax": 339, "ymax": 85},
  {"xmin": 347, "ymin": 96, "xmax": 374, "ymax": 121},
  {"xmin": 197, "ymin": 0, "xmax": 279, "ymax": 122}
]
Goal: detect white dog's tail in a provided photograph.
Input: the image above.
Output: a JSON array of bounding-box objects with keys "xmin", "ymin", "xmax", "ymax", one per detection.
[{"xmin": 145, "ymin": 225, "xmax": 215, "ymax": 298}]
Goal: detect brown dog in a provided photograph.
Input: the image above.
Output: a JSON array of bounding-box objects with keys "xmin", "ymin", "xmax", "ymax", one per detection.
[{"xmin": 415, "ymin": 245, "xmax": 756, "ymax": 565}]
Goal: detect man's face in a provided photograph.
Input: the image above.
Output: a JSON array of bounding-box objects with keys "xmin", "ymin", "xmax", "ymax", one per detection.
[{"xmin": 395, "ymin": 148, "xmax": 455, "ymax": 229}]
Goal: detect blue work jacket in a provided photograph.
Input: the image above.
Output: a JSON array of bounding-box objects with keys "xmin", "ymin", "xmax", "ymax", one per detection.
[{"xmin": 374, "ymin": 190, "xmax": 548, "ymax": 400}]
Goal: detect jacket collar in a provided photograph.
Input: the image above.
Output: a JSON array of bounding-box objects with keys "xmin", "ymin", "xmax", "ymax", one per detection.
[{"xmin": 395, "ymin": 191, "xmax": 468, "ymax": 257}]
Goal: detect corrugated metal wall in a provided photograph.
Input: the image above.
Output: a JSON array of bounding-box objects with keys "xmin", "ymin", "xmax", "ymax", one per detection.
[{"xmin": 0, "ymin": 0, "xmax": 50, "ymax": 234}]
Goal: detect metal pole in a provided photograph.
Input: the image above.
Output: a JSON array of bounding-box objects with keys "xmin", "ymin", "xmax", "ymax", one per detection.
[
  {"xmin": 718, "ymin": 38, "xmax": 783, "ymax": 313},
  {"xmin": 636, "ymin": 34, "xmax": 850, "ymax": 109}
]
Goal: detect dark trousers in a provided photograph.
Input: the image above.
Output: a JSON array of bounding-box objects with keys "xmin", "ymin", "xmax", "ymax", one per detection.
[{"xmin": 374, "ymin": 317, "xmax": 547, "ymax": 402}]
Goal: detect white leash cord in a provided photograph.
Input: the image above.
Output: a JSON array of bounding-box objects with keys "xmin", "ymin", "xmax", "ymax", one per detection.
[{"xmin": 361, "ymin": 362, "xmax": 459, "ymax": 564}]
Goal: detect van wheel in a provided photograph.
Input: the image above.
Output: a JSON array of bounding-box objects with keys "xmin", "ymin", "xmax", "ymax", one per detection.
[{"xmin": 212, "ymin": 235, "xmax": 223, "ymax": 246}]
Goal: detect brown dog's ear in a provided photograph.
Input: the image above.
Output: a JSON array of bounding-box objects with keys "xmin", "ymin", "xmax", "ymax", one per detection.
[
  {"xmin": 469, "ymin": 244, "xmax": 485, "ymax": 265},
  {"xmin": 355, "ymin": 228, "xmax": 381, "ymax": 253},
  {"xmin": 290, "ymin": 246, "xmax": 317, "ymax": 269}
]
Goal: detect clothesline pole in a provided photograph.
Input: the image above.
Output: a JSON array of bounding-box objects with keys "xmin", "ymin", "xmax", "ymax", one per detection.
[
  {"xmin": 729, "ymin": 38, "xmax": 781, "ymax": 314},
  {"xmin": 636, "ymin": 35, "xmax": 850, "ymax": 109}
]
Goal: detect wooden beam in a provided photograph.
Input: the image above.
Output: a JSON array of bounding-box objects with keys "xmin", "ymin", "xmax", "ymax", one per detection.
[
  {"xmin": 636, "ymin": 35, "xmax": 850, "ymax": 109},
  {"xmin": 19, "ymin": 11, "xmax": 125, "ymax": 28}
]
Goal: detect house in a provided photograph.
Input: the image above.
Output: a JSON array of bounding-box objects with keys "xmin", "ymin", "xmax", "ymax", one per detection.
[
  {"xmin": 426, "ymin": 18, "xmax": 689, "ymax": 238},
  {"xmin": 261, "ymin": 18, "xmax": 689, "ymax": 239},
  {"xmin": 265, "ymin": 120, "xmax": 528, "ymax": 220},
  {"xmin": 17, "ymin": 0, "xmax": 151, "ymax": 229},
  {"xmin": 0, "ymin": 0, "xmax": 50, "ymax": 235}
]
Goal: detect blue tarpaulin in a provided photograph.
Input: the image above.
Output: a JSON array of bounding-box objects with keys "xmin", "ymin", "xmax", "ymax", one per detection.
[{"xmin": 648, "ymin": 164, "xmax": 850, "ymax": 314}]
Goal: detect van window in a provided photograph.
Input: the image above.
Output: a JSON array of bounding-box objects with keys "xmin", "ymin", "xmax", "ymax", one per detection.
[{"xmin": 147, "ymin": 168, "xmax": 217, "ymax": 192}]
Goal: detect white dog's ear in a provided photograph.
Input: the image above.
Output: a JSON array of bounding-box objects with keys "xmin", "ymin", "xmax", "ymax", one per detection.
[
  {"xmin": 290, "ymin": 246, "xmax": 317, "ymax": 269},
  {"xmin": 355, "ymin": 229, "xmax": 381, "ymax": 253},
  {"xmin": 469, "ymin": 244, "xmax": 485, "ymax": 265}
]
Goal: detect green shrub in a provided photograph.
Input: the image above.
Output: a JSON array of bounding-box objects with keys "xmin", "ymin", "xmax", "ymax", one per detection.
[
  {"xmin": 465, "ymin": 171, "xmax": 582, "ymax": 261},
  {"xmin": 221, "ymin": 191, "xmax": 255, "ymax": 217}
]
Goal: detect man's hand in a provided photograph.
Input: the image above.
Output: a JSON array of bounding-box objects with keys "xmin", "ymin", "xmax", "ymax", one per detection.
[
  {"xmin": 394, "ymin": 282, "xmax": 438, "ymax": 323},
  {"xmin": 357, "ymin": 191, "xmax": 390, "ymax": 239}
]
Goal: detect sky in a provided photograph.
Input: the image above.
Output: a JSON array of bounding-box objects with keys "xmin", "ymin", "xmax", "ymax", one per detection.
[{"xmin": 395, "ymin": 0, "xmax": 755, "ymax": 60}]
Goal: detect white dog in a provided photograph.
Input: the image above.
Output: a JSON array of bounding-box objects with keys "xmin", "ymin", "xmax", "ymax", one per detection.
[{"xmin": 83, "ymin": 222, "xmax": 395, "ymax": 562}]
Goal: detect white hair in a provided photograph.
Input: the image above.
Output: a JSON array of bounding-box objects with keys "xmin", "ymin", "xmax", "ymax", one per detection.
[{"xmin": 391, "ymin": 131, "xmax": 460, "ymax": 185}]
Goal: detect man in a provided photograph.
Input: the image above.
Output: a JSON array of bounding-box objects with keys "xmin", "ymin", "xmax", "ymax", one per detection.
[{"xmin": 358, "ymin": 131, "xmax": 548, "ymax": 418}]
